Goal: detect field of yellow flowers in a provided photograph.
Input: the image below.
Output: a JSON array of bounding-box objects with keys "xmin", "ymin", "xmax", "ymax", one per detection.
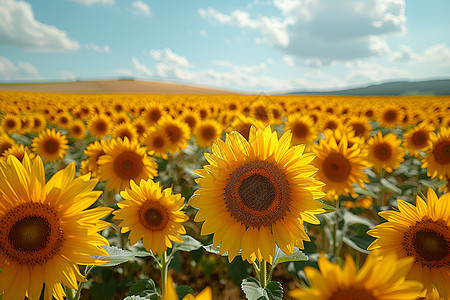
[{"xmin": 0, "ymin": 90, "xmax": 449, "ymax": 300}]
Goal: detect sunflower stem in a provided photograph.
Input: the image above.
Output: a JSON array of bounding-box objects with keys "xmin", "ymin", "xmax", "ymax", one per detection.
[
  {"xmin": 259, "ymin": 259, "xmax": 267, "ymax": 288},
  {"xmin": 160, "ymin": 250, "xmax": 169, "ymax": 296}
]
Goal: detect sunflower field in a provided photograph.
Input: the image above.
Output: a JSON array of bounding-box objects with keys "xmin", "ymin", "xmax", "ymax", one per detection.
[{"xmin": 0, "ymin": 90, "xmax": 449, "ymax": 300}]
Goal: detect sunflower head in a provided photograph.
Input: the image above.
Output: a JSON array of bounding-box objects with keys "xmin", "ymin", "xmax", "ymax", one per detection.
[
  {"xmin": 313, "ymin": 133, "xmax": 371, "ymax": 200},
  {"xmin": 194, "ymin": 119, "xmax": 223, "ymax": 148},
  {"xmin": 68, "ymin": 119, "xmax": 87, "ymax": 140},
  {"xmin": 421, "ymin": 127, "xmax": 450, "ymax": 179},
  {"xmin": 142, "ymin": 126, "xmax": 171, "ymax": 159},
  {"xmin": 283, "ymin": 113, "xmax": 318, "ymax": 147},
  {"xmin": 113, "ymin": 178, "xmax": 189, "ymax": 254},
  {"xmin": 367, "ymin": 131, "xmax": 404, "ymax": 173},
  {"xmin": 98, "ymin": 137, "xmax": 158, "ymax": 192},
  {"xmin": 289, "ymin": 253, "xmax": 423, "ymax": 300},
  {"xmin": 31, "ymin": 128, "xmax": 69, "ymax": 163},
  {"xmin": 189, "ymin": 126, "xmax": 325, "ymax": 263},
  {"xmin": 367, "ymin": 188, "xmax": 450, "ymax": 298},
  {"xmin": 1, "ymin": 113, "xmax": 21, "ymax": 134},
  {"xmin": 0, "ymin": 154, "xmax": 112, "ymax": 300},
  {"xmin": 403, "ymin": 122, "xmax": 434, "ymax": 157},
  {"xmin": 87, "ymin": 114, "xmax": 112, "ymax": 139}
]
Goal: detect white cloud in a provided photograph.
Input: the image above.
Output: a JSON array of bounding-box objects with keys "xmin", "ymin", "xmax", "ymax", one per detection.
[
  {"xmin": 0, "ymin": 57, "xmax": 40, "ymax": 80},
  {"xmin": 149, "ymin": 48, "xmax": 190, "ymax": 67},
  {"xmin": 282, "ymin": 55, "xmax": 295, "ymax": 66},
  {"xmin": 68, "ymin": 0, "xmax": 114, "ymax": 6},
  {"xmin": 60, "ymin": 70, "xmax": 77, "ymax": 81},
  {"xmin": 85, "ymin": 43, "xmax": 111, "ymax": 54},
  {"xmin": 0, "ymin": 0, "xmax": 80, "ymax": 52},
  {"xmin": 200, "ymin": 0, "xmax": 406, "ymax": 61},
  {"xmin": 131, "ymin": 1, "xmax": 151, "ymax": 17},
  {"xmin": 391, "ymin": 43, "xmax": 450, "ymax": 68},
  {"xmin": 132, "ymin": 57, "xmax": 153, "ymax": 77},
  {"xmin": 345, "ymin": 59, "xmax": 410, "ymax": 83}
]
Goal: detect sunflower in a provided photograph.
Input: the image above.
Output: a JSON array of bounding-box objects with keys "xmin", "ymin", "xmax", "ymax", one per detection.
[
  {"xmin": 378, "ymin": 104, "xmax": 404, "ymax": 129},
  {"xmin": 367, "ymin": 189, "xmax": 450, "ymax": 298},
  {"xmin": 180, "ymin": 110, "xmax": 201, "ymax": 132},
  {"xmin": 189, "ymin": 126, "xmax": 325, "ymax": 263},
  {"xmin": 346, "ymin": 115, "xmax": 372, "ymax": 139},
  {"xmin": 421, "ymin": 127, "xmax": 450, "ymax": 180},
  {"xmin": 111, "ymin": 111, "xmax": 130, "ymax": 125},
  {"xmin": 142, "ymin": 126, "xmax": 171, "ymax": 159},
  {"xmin": 143, "ymin": 102, "xmax": 167, "ymax": 126},
  {"xmin": 367, "ymin": 131, "xmax": 405, "ymax": 173},
  {"xmin": 81, "ymin": 139, "xmax": 108, "ymax": 177},
  {"xmin": 111, "ymin": 122, "xmax": 139, "ymax": 141},
  {"xmin": 68, "ymin": 119, "xmax": 87, "ymax": 140},
  {"xmin": 55, "ymin": 111, "xmax": 73, "ymax": 129},
  {"xmin": 1, "ymin": 113, "xmax": 21, "ymax": 134},
  {"xmin": 19, "ymin": 115, "xmax": 33, "ymax": 135},
  {"xmin": 403, "ymin": 122, "xmax": 434, "ymax": 157},
  {"xmin": 288, "ymin": 253, "xmax": 423, "ymax": 300},
  {"xmin": 0, "ymin": 134, "xmax": 15, "ymax": 155},
  {"xmin": 194, "ymin": 119, "xmax": 222, "ymax": 148},
  {"xmin": 320, "ymin": 114, "xmax": 342, "ymax": 132},
  {"xmin": 132, "ymin": 117, "xmax": 148, "ymax": 140},
  {"xmin": 30, "ymin": 113, "xmax": 47, "ymax": 133},
  {"xmin": 228, "ymin": 115, "xmax": 265, "ymax": 141},
  {"xmin": 313, "ymin": 133, "xmax": 371, "ymax": 200},
  {"xmin": 164, "ymin": 275, "xmax": 212, "ymax": 300},
  {"xmin": 283, "ymin": 113, "xmax": 318, "ymax": 147},
  {"xmin": 113, "ymin": 178, "xmax": 188, "ymax": 254},
  {"xmin": 31, "ymin": 128, "xmax": 69, "ymax": 163},
  {"xmin": 87, "ymin": 114, "xmax": 112, "ymax": 139},
  {"xmin": 158, "ymin": 117, "xmax": 191, "ymax": 155},
  {"xmin": 98, "ymin": 137, "xmax": 158, "ymax": 192},
  {"xmin": 1, "ymin": 143, "xmax": 35, "ymax": 161},
  {"xmin": 0, "ymin": 154, "xmax": 112, "ymax": 300}
]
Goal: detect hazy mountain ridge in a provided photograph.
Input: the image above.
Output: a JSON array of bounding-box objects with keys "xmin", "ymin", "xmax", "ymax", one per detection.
[{"xmin": 288, "ymin": 79, "xmax": 450, "ymax": 96}]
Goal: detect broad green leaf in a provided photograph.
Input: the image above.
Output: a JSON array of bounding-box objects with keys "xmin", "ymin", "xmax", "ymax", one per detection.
[
  {"xmin": 342, "ymin": 210, "xmax": 375, "ymax": 229},
  {"xmin": 172, "ymin": 235, "xmax": 202, "ymax": 253},
  {"xmin": 380, "ymin": 178, "xmax": 402, "ymax": 194},
  {"xmin": 203, "ymin": 244, "xmax": 242, "ymax": 257},
  {"xmin": 127, "ymin": 279, "xmax": 159, "ymax": 299},
  {"xmin": 241, "ymin": 277, "xmax": 265, "ymax": 300},
  {"xmin": 93, "ymin": 245, "xmax": 153, "ymax": 267},
  {"xmin": 123, "ymin": 296, "xmax": 148, "ymax": 300},
  {"xmin": 264, "ymin": 281, "xmax": 283, "ymax": 300},
  {"xmin": 319, "ymin": 200, "xmax": 337, "ymax": 212},
  {"xmin": 176, "ymin": 285, "xmax": 195, "ymax": 299},
  {"xmin": 342, "ymin": 236, "xmax": 370, "ymax": 254},
  {"xmin": 272, "ymin": 246, "xmax": 308, "ymax": 269}
]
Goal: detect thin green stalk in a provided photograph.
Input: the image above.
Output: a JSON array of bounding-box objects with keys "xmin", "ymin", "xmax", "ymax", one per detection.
[
  {"xmin": 73, "ymin": 265, "xmax": 95, "ymax": 300},
  {"xmin": 160, "ymin": 251, "xmax": 169, "ymax": 296},
  {"xmin": 259, "ymin": 259, "xmax": 267, "ymax": 288},
  {"xmin": 65, "ymin": 286, "xmax": 74, "ymax": 300}
]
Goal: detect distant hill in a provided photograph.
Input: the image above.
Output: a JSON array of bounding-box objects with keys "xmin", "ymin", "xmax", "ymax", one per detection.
[{"xmin": 288, "ymin": 79, "xmax": 450, "ymax": 96}]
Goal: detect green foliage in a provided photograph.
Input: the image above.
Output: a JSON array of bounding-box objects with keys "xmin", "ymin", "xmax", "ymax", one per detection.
[
  {"xmin": 241, "ymin": 277, "xmax": 283, "ymax": 300},
  {"xmin": 176, "ymin": 285, "xmax": 195, "ymax": 299},
  {"xmin": 93, "ymin": 245, "xmax": 154, "ymax": 267},
  {"xmin": 126, "ymin": 279, "xmax": 159, "ymax": 299}
]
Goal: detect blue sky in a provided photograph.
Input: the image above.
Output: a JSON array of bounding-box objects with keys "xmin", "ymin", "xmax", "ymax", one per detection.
[{"xmin": 1, "ymin": 0, "xmax": 449, "ymax": 93}]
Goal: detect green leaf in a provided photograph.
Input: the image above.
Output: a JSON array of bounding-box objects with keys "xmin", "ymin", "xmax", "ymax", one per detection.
[
  {"xmin": 241, "ymin": 277, "xmax": 265, "ymax": 300},
  {"xmin": 380, "ymin": 178, "xmax": 402, "ymax": 194},
  {"xmin": 264, "ymin": 281, "xmax": 283, "ymax": 300},
  {"xmin": 127, "ymin": 279, "xmax": 159, "ymax": 299},
  {"xmin": 320, "ymin": 201, "xmax": 337, "ymax": 213},
  {"xmin": 93, "ymin": 245, "xmax": 154, "ymax": 267},
  {"xmin": 172, "ymin": 235, "xmax": 202, "ymax": 253},
  {"xmin": 272, "ymin": 246, "xmax": 308, "ymax": 269},
  {"xmin": 203, "ymin": 244, "xmax": 242, "ymax": 257},
  {"xmin": 342, "ymin": 236, "xmax": 370, "ymax": 254},
  {"xmin": 123, "ymin": 296, "xmax": 148, "ymax": 300},
  {"xmin": 176, "ymin": 285, "xmax": 195, "ymax": 300}
]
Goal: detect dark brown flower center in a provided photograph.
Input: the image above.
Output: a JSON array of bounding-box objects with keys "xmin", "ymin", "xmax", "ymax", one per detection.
[
  {"xmin": 224, "ymin": 161, "xmax": 290, "ymax": 228},
  {"xmin": 403, "ymin": 219, "xmax": 449, "ymax": 269},
  {"xmin": 293, "ymin": 122, "xmax": 309, "ymax": 139},
  {"xmin": 374, "ymin": 143, "xmax": 392, "ymax": 160},
  {"xmin": 384, "ymin": 109, "xmax": 397, "ymax": 122},
  {"xmin": 165, "ymin": 125, "xmax": 182, "ymax": 143},
  {"xmin": 322, "ymin": 153, "xmax": 351, "ymax": 182},
  {"xmin": 113, "ymin": 151, "xmax": 144, "ymax": 179},
  {"xmin": 351, "ymin": 123, "xmax": 366, "ymax": 137},
  {"xmin": 0, "ymin": 203, "xmax": 64, "ymax": 265},
  {"xmin": 152, "ymin": 136, "xmax": 165, "ymax": 149},
  {"xmin": 139, "ymin": 201, "xmax": 169, "ymax": 231},
  {"xmin": 43, "ymin": 138, "xmax": 60, "ymax": 154},
  {"xmin": 200, "ymin": 126, "xmax": 216, "ymax": 140},
  {"xmin": 94, "ymin": 120, "xmax": 108, "ymax": 133},
  {"xmin": 411, "ymin": 131, "xmax": 428, "ymax": 148},
  {"xmin": 433, "ymin": 140, "xmax": 450, "ymax": 164}
]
